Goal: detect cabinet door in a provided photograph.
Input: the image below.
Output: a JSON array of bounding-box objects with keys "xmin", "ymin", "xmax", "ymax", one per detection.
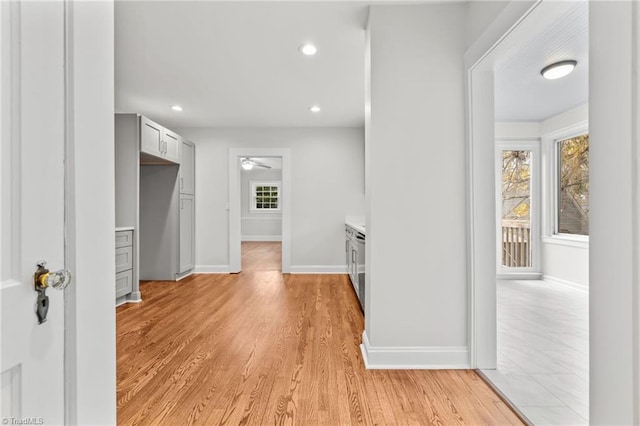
[
  {"xmin": 179, "ymin": 140, "xmax": 195, "ymax": 194},
  {"xmin": 179, "ymin": 194, "xmax": 195, "ymax": 273},
  {"xmin": 163, "ymin": 128, "xmax": 180, "ymax": 163},
  {"xmin": 140, "ymin": 116, "xmax": 163, "ymax": 158}
]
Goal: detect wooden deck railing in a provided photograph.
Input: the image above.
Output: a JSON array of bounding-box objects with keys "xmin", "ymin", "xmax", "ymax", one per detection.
[{"xmin": 502, "ymin": 225, "xmax": 531, "ymax": 268}]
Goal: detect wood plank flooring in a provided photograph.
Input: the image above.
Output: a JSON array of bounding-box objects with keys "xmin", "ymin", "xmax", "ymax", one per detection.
[
  {"xmin": 242, "ymin": 242, "xmax": 281, "ymax": 272},
  {"xmin": 117, "ymin": 273, "xmax": 523, "ymax": 425}
]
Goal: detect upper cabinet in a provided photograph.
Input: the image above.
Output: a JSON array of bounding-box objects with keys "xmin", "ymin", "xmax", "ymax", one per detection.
[
  {"xmin": 140, "ymin": 115, "xmax": 180, "ymax": 165},
  {"xmin": 162, "ymin": 128, "xmax": 181, "ymax": 164},
  {"xmin": 180, "ymin": 140, "xmax": 195, "ymax": 195}
]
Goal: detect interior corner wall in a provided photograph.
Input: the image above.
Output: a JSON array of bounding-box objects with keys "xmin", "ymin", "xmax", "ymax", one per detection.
[
  {"xmin": 176, "ymin": 127, "xmax": 365, "ymax": 272},
  {"xmin": 241, "ymin": 168, "xmax": 282, "ymax": 241},
  {"xmin": 364, "ymin": 3, "xmax": 468, "ymax": 367}
]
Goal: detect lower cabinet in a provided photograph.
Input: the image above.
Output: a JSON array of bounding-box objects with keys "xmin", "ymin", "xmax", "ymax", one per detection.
[
  {"xmin": 115, "ymin": 229, "xmax": 134, "ymax": 299},
  {"xmin": 179, "ymin": 194, "xmax": 195, "ymax": 273}
]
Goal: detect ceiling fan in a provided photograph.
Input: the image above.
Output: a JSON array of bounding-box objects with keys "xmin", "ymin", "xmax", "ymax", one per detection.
[{"xmin": 241, "ymin": 157, "xmax": 271, "ymax": 170}]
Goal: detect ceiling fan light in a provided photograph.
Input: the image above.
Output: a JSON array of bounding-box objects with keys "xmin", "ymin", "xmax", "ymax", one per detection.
[
  {"xmin": 241, "ymin": 159, "xmax": 254, "ymax": 170},
  {"xmin": 541, "ymin": 60, "xmax": 577, "ymax": 80}
]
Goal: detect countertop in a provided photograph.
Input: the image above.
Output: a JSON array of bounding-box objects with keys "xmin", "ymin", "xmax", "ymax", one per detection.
[{"xmin": 345, "ymin": 216, "xmax": 366, "ymax": 235}]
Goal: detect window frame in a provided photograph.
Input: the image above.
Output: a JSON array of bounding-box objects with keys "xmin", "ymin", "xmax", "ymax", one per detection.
[
  {"xmin": 250, "ymin": 181, "xmax": 281, "ymax": 212},
  {"xmin": 495, "ymin": 140, "xmax": 540, "ymax": 275},
  {"xmin": 541, "ymin": 121, "xmax": 589, "ymax": 247}
]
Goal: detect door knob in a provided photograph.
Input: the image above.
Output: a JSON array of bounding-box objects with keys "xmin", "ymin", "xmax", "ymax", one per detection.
[{"xmin": 34, "ymin": 261, "xmax": 71, "ymax": 324}]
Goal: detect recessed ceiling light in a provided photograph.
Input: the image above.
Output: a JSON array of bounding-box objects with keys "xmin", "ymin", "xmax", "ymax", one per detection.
[
  {"xmin": 171, "ymin": 105, "xmax": 183, "ymax": 111},
  {"xmin": 309, "ymin": 105, "xmax": 321, "ymax": 113},
  {"xmin": 540, "ymin": 60, "xmax": 577, "ymax": 80},
  {"xmin": 300, "ymin": 43, "xmax": 317, "ymax": 56}
]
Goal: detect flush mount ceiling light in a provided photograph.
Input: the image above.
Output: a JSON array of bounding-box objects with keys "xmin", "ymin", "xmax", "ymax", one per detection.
[
  {"xmin": 540, "ymin": 60, "xmax": 577, "ymax": 80},
  {"xmin": 299, "ymin": 43, "xmax": 317, "ymax": 56},
  {"xmin": 171, "ymin": 105, "xmax": 183, "ymax": 111},
  {"xmin": 309, "ymin": 105, "xmax": 321, "ymax": 113}
]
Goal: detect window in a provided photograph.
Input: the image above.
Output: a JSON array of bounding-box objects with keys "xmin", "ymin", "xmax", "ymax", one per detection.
[
  {"xmin": 501, "ymin": 150, "xmax": 532, "ymax": 268},
  {"xmin": 556, "ymin": 134, "xmax": 589, "ymax": 235},
  {"xmin": 250, "ymin": 181, "xmax": 280, "ymax": 211}
]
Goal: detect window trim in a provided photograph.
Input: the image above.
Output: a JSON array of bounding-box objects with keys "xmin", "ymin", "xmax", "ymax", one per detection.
[
  {"xmin": 541, "ymin": 121, "xmax": 589, "ymax": 244},
  {"xmin": 250, "ymin": 180, "xmax": 281, "ymax": 212},
  {"xmin": 495, "ymin": 140, "xmax": 540, "ymax": 274}
]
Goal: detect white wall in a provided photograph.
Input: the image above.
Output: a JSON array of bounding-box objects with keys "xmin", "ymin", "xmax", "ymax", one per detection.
[
  {"xmin": 65, "ymin": 1, "xmax": 116, "ymax": 424},
  {"xmin": 177, "ymin": 127, "xmax": 365, "ymax": 272},
  {"xmin": 363, "ymin": 3, "xmax": 469, "ymax": 367},
  {"xmin": 589, "ymin": 2, "xmax": 638, "ymax": 422},
  {"xmin": 241, "ymin": 168, "xmax": 282, "ymax": 241},
  {"xmin": 465, "ymin": 1, "xmax": 510, "ymax": 49},
  {"xmin": 496, "ymin": 104, "xmax": 589, "ymax": 289}
]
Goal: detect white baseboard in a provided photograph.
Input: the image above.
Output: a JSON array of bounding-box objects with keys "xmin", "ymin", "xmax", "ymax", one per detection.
[
  {"xmin": 194, "ymin": 265, "xmax": 230, "ymax": 274},
  {"xmin": 543, "ymin": 275, "xmax": 588, "ymax": 292},
  {"xmin": 360, "ymin": 331, "xmax": 469, "ymax": 369},
  {"xmin": 289, "ymin": 265, "xmax": 348, "ymax": 274},
  {"xmin": 176, "ymin": 270, "xmax": 194, "ymax": 281},
  {"xmin": 116, "ymin": 293, "xmax": 142, "ymax": 307},
  {"xmin": 241, "ymin": 235, "xmax": 282, "ymax": 242}
]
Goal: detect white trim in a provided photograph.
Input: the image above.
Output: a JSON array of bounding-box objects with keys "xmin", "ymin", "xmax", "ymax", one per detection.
[
  {"xmin": 465, "ymin": 0, "xmax": 580, "ymax": 369},
  {"xmin": 541, "ymin": 120, "xmax": 589, "ymax": 238},
  {"xmin": 194, "ymin": 265, "xmax": 230, "ymax": 274},
  {"xmin": 360, "ymin": 332, "xmax": 469, "ymax": 369},
  {"xmin": 229, "ymin": 148, "xmax": 291, "ymax": 273},
  {"xmin": 241, "ymin": 235, "xmax": 281, "ymax": 242},
  {"xmin": 176, "ymin": 270, "xmax": 193, "ymax": 281},
  {"xmin": 497, "ymin": 272, "xmax": 542, "ymax": 280},
  {"xmin": 289, "ymin": 265, "xmax": 347, "ymax": 274},
  {"xmin": 495, "ymin": 140, "xmax": 541, "ymax": 275},
  {"xmin": 249, "ymin": 180, "xmax": 281, "ymax": 212},
  {"xmin": 542, "ymin": 235, "xmax": 589, "ymax": 249},
  {"xmin": 241, "ymin": 216, "xmax": 281, "ymax": 221},
  {"xmin": 115, "ymin": 296, "xmax": 142, "ymax": 308},
  {"xmin": 542, "ymin": 275, "xmax": 588, "ymax": 293}
]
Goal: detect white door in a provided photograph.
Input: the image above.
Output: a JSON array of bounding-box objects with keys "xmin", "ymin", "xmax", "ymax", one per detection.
[{"xmin": 1, "ymin": 1, "xmax": 68, "ymax": 423}]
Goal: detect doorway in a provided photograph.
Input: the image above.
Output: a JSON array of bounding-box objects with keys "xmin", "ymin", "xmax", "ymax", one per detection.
[
  {"xmin": 467, "ymin": 0, "xmax": 590, "ymax": 423},
  {"xmin": 228, "ymin": 148, "xmax": 291, "ymax": 273},
  {"xmin": 239, "ymin": 157, "xmax": 283, "ymax": 272}
]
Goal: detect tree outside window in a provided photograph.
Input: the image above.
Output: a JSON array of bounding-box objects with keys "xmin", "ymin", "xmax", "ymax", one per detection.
[{"xmin": 557, "ymin": 134, "xmax": 589, "ymax": 235}]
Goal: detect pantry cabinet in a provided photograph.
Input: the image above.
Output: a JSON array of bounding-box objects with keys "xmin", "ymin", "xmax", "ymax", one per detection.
[{"xmin": 115, "ymin": 113, "xmax": 197, "ymax": 302}]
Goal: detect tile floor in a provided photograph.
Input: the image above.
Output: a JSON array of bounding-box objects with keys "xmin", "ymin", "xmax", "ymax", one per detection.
[{"xmin": 481, "ymin": 280, "xmax": 588, "ymax": 425}]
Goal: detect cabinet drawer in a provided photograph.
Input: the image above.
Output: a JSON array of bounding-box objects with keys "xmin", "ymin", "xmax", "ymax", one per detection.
[
  {"xmin": 115, "ymin": 230, "xmax": 133, "ymax": 248},
  {"xmin": 115, "ymin": 269, "xmax": 133, "ymax": 299},
  {"xmin": 115, "ymin": 246, "xmax": 133, "ymax": 273}
]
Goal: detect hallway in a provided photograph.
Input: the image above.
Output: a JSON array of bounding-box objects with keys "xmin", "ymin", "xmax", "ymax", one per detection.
[{"xmin": 242, "ymin": 241, "xmax": 282, "ymax": 272}]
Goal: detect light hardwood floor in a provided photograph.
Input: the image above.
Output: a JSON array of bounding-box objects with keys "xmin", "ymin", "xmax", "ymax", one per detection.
[
  {"xmin": 117, "ymin": 272, "xmax": 523, "ymax": 425},
  {"xmin": 242, "ymin": 241, "xmax": 282, "ymax": 272},
  {"xmin": 482, "ymin": 280, "xmax": 589, "ymax": 425}
]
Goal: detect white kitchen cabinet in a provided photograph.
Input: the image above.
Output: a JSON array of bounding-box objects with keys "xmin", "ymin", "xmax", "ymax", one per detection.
[
  {"xmin": 139, "ymin": 115, "xmax": 179, "ymax": 164},
  {"xmin": 179, "ymin": 194, "xmax": 195, "ymax": 273},
  {"xmin": 140, "ymin": 116, "xmax": 164, "ymax": 159},
  {"xmin": 116, "ymin": 113, "xmax": 196, "ymax": 286},
  {"xmin": 162, "ymin": 128, "xmax": 181, "ymax": 164},
  {"xmin": 115, "ymin": 229, "xmax": 134, "ymax": 299},
  {"xmin": 179, "ymin": 140, "xmax": 195, "ymax": 195}
]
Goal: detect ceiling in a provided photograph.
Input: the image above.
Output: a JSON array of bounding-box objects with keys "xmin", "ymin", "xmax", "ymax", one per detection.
[
  {"xmin": 115, "ymin": 1, "xmax": 588, "ymax": 128},
  {"xmin": 494, "ymin": 1, "xmax": 588, "ymax": 122},
  {"xmin": 115, "ymin": 1, "xmax": 368, "ymax": 129}
]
